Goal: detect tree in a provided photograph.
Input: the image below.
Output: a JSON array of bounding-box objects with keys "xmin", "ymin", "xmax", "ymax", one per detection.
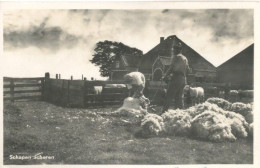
[{"xmin": 90, "ymin": 40, "xmax": 142, "ymax": 77}]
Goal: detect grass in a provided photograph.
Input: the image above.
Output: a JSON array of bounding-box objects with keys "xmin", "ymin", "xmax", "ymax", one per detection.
[{"xmin": 4, "ymin": 101, "xmax": 253, "ymax": 165}]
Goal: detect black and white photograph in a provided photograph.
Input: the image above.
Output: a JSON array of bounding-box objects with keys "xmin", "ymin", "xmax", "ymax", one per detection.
[{"xmin": 1, "ymin": 1, "xmax": 259, "ymax": 166}]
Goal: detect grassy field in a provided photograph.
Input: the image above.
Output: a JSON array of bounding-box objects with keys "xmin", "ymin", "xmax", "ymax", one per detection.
[{"xmin": 4, "ymin": 101, "xmax": 253, "ymax": 165}]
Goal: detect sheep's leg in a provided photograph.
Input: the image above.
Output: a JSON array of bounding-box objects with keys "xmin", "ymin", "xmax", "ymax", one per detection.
[
  {"xmin": 195, "ymin": 97, "xmax": 198, "ymax": 105},
  {"xmin": 201, "ymin": 96, "xmax": 204, "ymax": 103}
]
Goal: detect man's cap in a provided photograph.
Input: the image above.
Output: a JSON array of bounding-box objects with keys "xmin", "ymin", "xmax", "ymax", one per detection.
[{"xmin": 173, "ymin": 42, "xmax": 182, "ymax": 49}]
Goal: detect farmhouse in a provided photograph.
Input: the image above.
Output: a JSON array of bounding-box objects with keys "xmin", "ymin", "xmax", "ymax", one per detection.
[
  {"xmin": 217, "ymin": 44, "xmax": 254, "ymax": 89},
  {"xmin": 139, "ymin": 35, "xmax": 217, "ymax": 83},
  {"xmin": 110, "ymin": 54, "xmax": 141, "ymax": 80}
]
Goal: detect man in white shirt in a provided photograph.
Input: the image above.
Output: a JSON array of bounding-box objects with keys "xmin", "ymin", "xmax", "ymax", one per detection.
[{"xmin": 161, "ymin": 42, "xmax": 191, "ymax": 114}]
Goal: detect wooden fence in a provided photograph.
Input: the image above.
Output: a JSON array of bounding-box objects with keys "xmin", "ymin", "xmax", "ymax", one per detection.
[
  {"xmin": 4, "ymin": 74, "xmax": 129, "ymax": 107},
  {"xmin": 43, "ymin": 77, "xmax": 128, "ymax": 107},
  {"xmin": 3, "ymin": 77, "xmax": 44, "ymax": 102},
  {"xmin": 4, "ymin": 73, "xmax": 251, "ymax": 107}
]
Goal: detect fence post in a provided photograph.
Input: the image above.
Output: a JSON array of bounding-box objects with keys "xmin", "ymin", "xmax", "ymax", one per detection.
[
  {"xmin": 59, "ymin": 74, "xmax": 61, "ymax": 79},
  {"xmin": 45, "ymin": 72, "xmax": 50, "ymax": 79},
  {"xmin": 56, "ymin": 74, "xmax": 58, "ymax": 79},
  {"xmin": 71, "ymin": 76, "xmax": 73, "ymax": 80},
  {"xmin": 67, "ymin": 80, "xmax": 70, "ymax": 107},
  {"xmin": 10, "ymin": 79, "xmax": 14, "ymax": 103},
  {"xmin": 44, "ymin": 72, "xmax": 50, "ymax": 101},
  {"xmin": 82, "ymin": 74, "xmax": 83, "ymax": 80},
  {"xmin": 84, "ymin": 77, "xmax": 87, "ymax": 81},
  {"xmin": 41, "ymin": 78, "xmax": 45, "ymax": 100},
  {"xmin": 83, "ymin": 81, "xmax": 86, "ymax": 107}
]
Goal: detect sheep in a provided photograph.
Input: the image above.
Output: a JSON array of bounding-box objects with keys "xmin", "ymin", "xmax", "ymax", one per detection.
[
  {"xmin": 229, "ymin": 90, "xmax": 239, "ymax": 102},
  {"xmin": 184, "ymin": 85, "xmax": 204, "ymax": 106},
  {"xmin": 104, "ymin": 84, "xmax": 126, "ymax": 88},
  {"xmin": 219, "ymin": 91, "xmax": 225, "ymax": 99},
  {"xmin": 92, "ymin": 86, "xmax": 103, "ymax": 102},
  {"xmin": 238, "ymin": 90, "xmax": 253, "ymax": 99},
  {"xmin": 93, "ymin": 86, "xmax": 103, "ymax": 95}
]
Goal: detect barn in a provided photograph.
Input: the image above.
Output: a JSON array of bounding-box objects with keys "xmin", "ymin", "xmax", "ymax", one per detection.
[
  {"xmin": 217, "ymin": 44, "xmax": 254, "ymax": 89},
  {"xmin": 139, "ymin": 35, "xmax": 217, "ymax": 83}
]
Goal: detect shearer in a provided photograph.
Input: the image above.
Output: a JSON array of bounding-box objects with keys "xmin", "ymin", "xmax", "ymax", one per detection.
[
  {"xmin": 124, "ymin": 71, "xmax": 150, "ymax": 110},
  {"xmin": 161, "ymin": 41, "xmax": 192, "ymax": 114}
]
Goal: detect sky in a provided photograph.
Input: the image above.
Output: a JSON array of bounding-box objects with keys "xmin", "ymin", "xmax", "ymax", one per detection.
[{"xmin": 2, "ymin": 9, "xmax": 254, "ymax": 79}]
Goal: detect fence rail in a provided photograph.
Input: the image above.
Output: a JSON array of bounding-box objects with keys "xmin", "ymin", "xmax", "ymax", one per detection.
[{"xmin": 3, "ymin": 77, "xmax": 44, "ymax": 102}]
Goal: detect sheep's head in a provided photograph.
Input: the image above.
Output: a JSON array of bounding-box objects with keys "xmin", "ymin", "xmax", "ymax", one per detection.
[{"xmin": 184, "ymin": 85, "xmax": 190, "ymax": 92}]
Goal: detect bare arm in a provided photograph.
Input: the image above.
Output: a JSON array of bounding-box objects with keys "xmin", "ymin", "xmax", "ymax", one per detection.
[
  {"xmin": 186, "ymin": 58, "xmax": 192, "ymax": 74},
  {"xmin": 164, "ymin": 56, "xmax": 175, "ymax": 78}
]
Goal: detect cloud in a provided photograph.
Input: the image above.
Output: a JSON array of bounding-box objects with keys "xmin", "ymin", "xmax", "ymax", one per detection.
[
  {"xmin": 153, "ymin": 9, "xmax": 253, "ymax": 66},
  {"xmin": 3, "ymin": 9, "xmax": 254, "ymax": 78},
  {"xmin": 4, "ymin": 15, "xmax": 80, "ymax": 52}
]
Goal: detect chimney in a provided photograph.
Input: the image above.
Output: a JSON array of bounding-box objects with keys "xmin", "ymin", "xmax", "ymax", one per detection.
[{"xmin": 160, "ymin": 37, "xmax": 164, "ymax": 43}]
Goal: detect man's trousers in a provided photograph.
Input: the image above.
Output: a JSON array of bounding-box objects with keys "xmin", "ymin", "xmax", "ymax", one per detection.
[{"xmin": 162, "ymin": 75, "xmax": 186, "ymax": 113}]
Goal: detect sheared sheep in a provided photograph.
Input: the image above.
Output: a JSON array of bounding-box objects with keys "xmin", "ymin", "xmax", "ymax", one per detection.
[{"xmin": 184, "ymin": 85, "xmax": 204, "ymax": 105}]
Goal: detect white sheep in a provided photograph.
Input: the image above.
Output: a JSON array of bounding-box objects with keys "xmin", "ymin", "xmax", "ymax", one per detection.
[
  {"xmin": 184, "ymin": 85, "xmax": 204, "ymax": 106},
  {"xmin": 104, "ymin": 84, "xmax": 126, "ymax": 88},
  {"xmin": 219, "ymin": 91, "xmax": 225, "ymax": 99},
  {"xmin": 92, "ymin": 86, "xmax": 103, "ymax": 102},
  {"xmin": 93, "ymin": 86, "xmax": 103, "ymax": 95},
  {"xmin": 229, "ymin": 90, "xmax": 239, "ymax": 102}
]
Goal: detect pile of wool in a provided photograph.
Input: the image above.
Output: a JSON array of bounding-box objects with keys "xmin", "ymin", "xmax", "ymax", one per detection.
[
  {"xmin": 187, "ymin": 102, "xmax": 249, "ymax": 138},
  {"xmin": 224, "ymin": 111, "xmax": 248, "ymax": 138},
  {"xmin": 141, "ymin": 113, "xmax": 165, "ymax": 136},
  {"xmin": 230, "ymin": 102, "xmax": 253, "ymax": 120},
  {"xmin": 191, "ymin": 111, "xmax": 236, "ymax": 142},
  {"xmin": 186, "ymin": 102, "xmax": 226, "ymax": 118},
  {"xmin": 206, "ymin": 97, "xmax": 232, "ymax": 111},
  {"xmin": 177, "ymin": 102, "xmax": 249, "ymax": 141},
  {"xmin": 162, "ymin": 109, "xmax": 192, "ymax": 136}
]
